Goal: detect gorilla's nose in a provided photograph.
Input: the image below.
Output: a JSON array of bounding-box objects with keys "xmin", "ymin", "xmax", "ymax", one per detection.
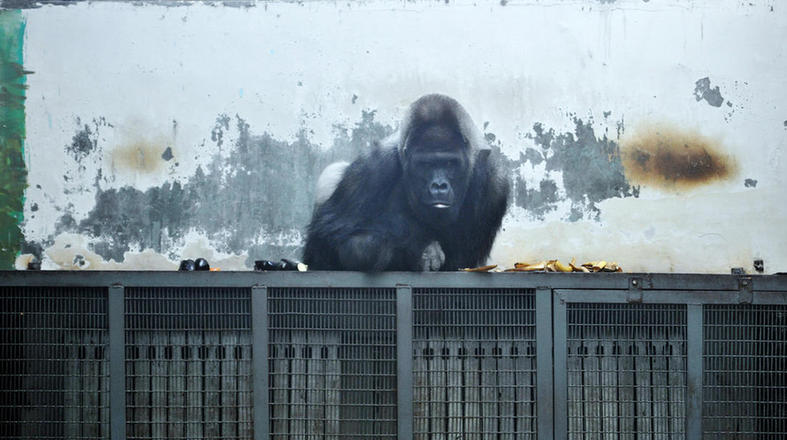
[{"xmin": 430, "ymin": 181, "xmax": 450, "ymax": 198}]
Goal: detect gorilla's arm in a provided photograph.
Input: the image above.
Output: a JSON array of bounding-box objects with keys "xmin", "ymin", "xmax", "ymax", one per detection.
[
  {"xmin": 303, "ymin": 147, "xmax": 431, "ymax": 271},
  {"xmin": 439, "ymin": 150, "xmax": 510, "ymax": 270}
]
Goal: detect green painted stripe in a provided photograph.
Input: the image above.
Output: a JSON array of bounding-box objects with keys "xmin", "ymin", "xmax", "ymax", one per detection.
[{"xmin": 0, "ymin": 10, "xmax": 28, "ymax": 269}]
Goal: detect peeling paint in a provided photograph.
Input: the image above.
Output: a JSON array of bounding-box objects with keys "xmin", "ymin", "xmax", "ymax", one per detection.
[
  {"xmin": 694, "ymin": 77, "xmax": 725, "ymax": 107},
  {"xmin": 49, "ymin": 112, "xmax": 392, "ymax": 267},
  {"xmin": 66, "ymin": 124, "xmax": 97, "ymax": 160},
  {"xmin": 516, "ymin": 178, "xmax": 559, "ymax": 218},
  {"xmin": 43, "ymin": 111, "xmax": 641, "ymax": 266},
  {"xmin": 508, "ymin": 118, "xmax": 637, "ymax": 220},
  {"xmin": 621, "ymin": 125, "xmax": 738, "ymax": 191},
  {"xmin": 161, "ymin": 146, "xmax": 174, "ymax": 161}
]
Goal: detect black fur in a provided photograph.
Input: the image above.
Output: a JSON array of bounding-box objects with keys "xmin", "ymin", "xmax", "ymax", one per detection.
[{"xmin": 302, "ymin": 94, "xmax": 510, "ymax": 271}]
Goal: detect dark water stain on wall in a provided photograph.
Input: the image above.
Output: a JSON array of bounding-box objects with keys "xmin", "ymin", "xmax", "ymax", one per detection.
[
  {"xmin": 621, "ymin": 125, "xmax": 737, "ymax": 191},
  {"xmin": 0, "ymin": 10, "xmax": 28, "ymax": 269},
  {"xmin": 55, "ymin": 111, "xmax": 391, "ymax": 265},
  {"xmin": 66, "ymin": 124, "xmax": 97, "ymax": 160},
  {"xmin": 492, "ymin": 118, "xmax": 637, "ymax": 221},
  {"xmin": 48, "ymin": 110, "xmax": 642, "ymax": 265},
  {"xmin": 0, "ymin": 0, "xmax": 39, "ymax": 9},
  {"xmin": 111, "ymin": 140, "xmax": 170, "ymax": 174},
  {"xmin": 515, "ymin": 178, "xmax": 559, "ymax": 218},
  {"xmin": 694, "ymin": 77, "xmax": 725, "ymax": 108}
]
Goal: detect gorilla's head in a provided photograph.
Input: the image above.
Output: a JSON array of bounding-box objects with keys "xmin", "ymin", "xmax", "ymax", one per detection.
[{"xmin": 398, "ymin": 94, "xmax": 483, "ymax": 225}]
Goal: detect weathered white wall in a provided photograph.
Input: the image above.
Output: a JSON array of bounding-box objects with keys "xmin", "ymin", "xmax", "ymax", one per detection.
[{"xmin": 20, "ymin": 0, "xmax": 787, "ymax": 273}]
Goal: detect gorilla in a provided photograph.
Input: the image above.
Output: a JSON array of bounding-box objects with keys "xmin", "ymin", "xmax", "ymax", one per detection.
[{"xmin": 302, "ymin": 94, "xmax": 510, "ymax": 271}]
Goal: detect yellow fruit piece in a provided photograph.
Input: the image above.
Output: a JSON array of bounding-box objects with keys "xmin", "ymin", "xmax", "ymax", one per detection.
[
  {"xmin": 554, "ymin": 260, "xmax": 573, "ymax": 273},
  {"xmin": 521, "ymin": 261, "xmax": 546, "ymax": 271},
  {"xmin": 462, "ymin": 264, "xmax": 498, "ymax": 272},
  {"xmin": 601, "ymin": 262, "xmax": 623, "ymax": 273}
]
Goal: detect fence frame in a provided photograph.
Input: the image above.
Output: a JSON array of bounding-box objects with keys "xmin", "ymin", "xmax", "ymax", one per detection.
[{"xmin": 1, "ymin": 271, "xmax": 785, "ymax": 440}]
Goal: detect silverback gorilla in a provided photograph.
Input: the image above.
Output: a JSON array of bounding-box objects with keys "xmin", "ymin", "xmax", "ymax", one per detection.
[{"xmin": 302, "ymin": 94, "xmax": 510, "ymax": 271}]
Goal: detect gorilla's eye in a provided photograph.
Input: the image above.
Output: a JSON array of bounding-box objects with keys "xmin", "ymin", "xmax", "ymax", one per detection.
[
  {"xmin": 445, "ymin": 158, "xmax": 461, "ymax": 168},
  {"xmin": 413, "ymin": 157, "xmax": 433, "ymax": 167}
]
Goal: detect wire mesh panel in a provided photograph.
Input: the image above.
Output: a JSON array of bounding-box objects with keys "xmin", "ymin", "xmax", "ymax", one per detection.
[
  {"xmin": 704, "ymin": 304, "xmax": 787, "ymax": 440},
  {"xmin": 0, "ymin": 286, "xmax": 109, "ymax": 440},
  {"xmin": 268, "ymin": 287, "xmax": 397, "ymax": 440},
  {"xmin": 566, "ymin": 303, "xmax": 687, "ymax": 440},
  {"xmin": 125, "ymin": 287, "xmax": 253, "ymax": 440},
  {"xmin": 413, "ymin": 288, "xmax": 537, "ymax": 440}
]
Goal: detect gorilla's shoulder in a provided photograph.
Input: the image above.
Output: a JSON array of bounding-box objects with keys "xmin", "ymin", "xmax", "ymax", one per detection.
[
  {"xmin": 313, "ymin": 144, "xmax": 402, "ymax": 228},
  {"xmin": 339, "ymin": 143, "xmax": 402, "ymax": 192}
]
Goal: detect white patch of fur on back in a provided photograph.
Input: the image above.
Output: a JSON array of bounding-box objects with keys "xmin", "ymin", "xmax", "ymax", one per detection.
[{"xmin": 315, "ymin": 161, "xmax": 350, "ymax": 205}]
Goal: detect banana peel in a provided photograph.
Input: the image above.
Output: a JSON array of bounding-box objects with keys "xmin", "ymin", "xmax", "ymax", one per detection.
[
  {"xmin": 510, "ymin": 261, "xmax": 547, "ymax": 271},
  {"xmin": 462, "ymin": 264, "xmax": 498, "ymax": 272},
  {"xmin": 507, "ymin": 258, "xmax": 622, "ymax": 273},
  {"xmin": 581, "ymin": 260, "xmax": 623, "ymax": 272},
  {"xmin": 553, "ymin": 260, "xmax": 573, "ymax": 273},
  {"xmin": 569, "ymin": 258, "xmax": 590, "ymax": 273}
]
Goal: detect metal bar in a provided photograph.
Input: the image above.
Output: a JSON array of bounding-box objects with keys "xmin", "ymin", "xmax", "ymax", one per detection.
[
  {"xmin": 1, "ymin": 271, "xmax": 766, "ymax": 291},
  {"xmin": 552, "ymin": 290, "xmax": 568, "ymax": 440},
  {"xmin": 535, "ymin": 287, "xmax": 554, "ymax": 440},
  {"xmin": 556, "ymin": 289, "xmax": 748, "ymax": 304},
  {"xmin": 396, "ymin": 285, "xmax": 414, "ymax": 440},
  {"xmin": 108, "ymin": 284, "xmax": 126, "ymax": 440},
  {"xmin": 686, "ymin": 304, "xmax": 703, "ymax": 439},
  {"xmin": 252, "ymin": 285, "xmax": 270, "ymax": 440},
  {"xmin": 753, "ymin": 291, "xmax": 787, "ymax": 304}
]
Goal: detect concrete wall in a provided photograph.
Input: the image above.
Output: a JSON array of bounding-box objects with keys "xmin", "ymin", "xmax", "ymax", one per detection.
[{"xmin": 3, "ymin": 0, "xmax": 786, "ymax": 272}]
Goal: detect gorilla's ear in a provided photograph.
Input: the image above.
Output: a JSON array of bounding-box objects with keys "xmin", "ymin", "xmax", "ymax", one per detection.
[{"xmin": 476, "ymin": 148, "xmax": 491, "ymax": 161}]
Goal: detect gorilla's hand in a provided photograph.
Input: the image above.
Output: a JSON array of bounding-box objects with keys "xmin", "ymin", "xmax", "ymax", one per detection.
[
  {"xmin": 420, "ymin": 241, "xmax": 445, "ymax": 271},
  {"xmin": 339, "ymin": 233, "xmax": 394, "ymax": 271}
]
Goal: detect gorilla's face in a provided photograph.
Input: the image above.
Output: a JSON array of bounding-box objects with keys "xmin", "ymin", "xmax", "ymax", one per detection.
[{"xmin": 403, "ymin": 124, "xmax": 471, "ymax": 225}]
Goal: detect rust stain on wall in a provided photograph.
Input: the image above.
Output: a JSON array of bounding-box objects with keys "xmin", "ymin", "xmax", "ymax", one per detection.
[
  {"xmin": 111, "ymin": 140, "xmax": 171, "ymax": 174},
  {"xmin": 620, "ymin": 125, "xmax": 737, "ymax": 191}
]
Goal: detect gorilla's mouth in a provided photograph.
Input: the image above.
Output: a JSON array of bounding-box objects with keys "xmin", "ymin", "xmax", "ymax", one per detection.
[{"xmin": 432, "ymin": 203, "xmax": 451, "ymax": 209}]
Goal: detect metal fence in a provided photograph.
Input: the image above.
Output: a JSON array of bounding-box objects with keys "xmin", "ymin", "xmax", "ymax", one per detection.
[{"xmin": 0, "ymin": 272, "xmax": 785, "ymax": 440}]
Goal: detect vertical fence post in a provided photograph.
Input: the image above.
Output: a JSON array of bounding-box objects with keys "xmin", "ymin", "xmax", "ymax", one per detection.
[
  {"xmin": 535, "ymin": 288, "xmax": 554, "ymax": 440},
  {"xmin": 252, "ymin": 285, "xmax": 270, "ymax": 440},
  {"xmin": 396, "ymin": 284, "xmax": 414, "ymax": 440},
  {"xmin": 552, "ymin": 291, "xmax": 567, "ymax": 440},
  {"xmin": 108, "ymin": 284, "xmax": 126, "ymax": 440},
  {"xmin": 686, "ymin": 304, "xmax": 703, "ymax": 438}
]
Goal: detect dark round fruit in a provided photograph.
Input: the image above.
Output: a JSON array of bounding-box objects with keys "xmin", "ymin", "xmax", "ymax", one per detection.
[
  {"xmin": 254, "ymin": 260, "xmax": 278, "ymax": 271},
  {"xmin": 194, "ymin": 258, "xmax": 210, "ymax": 271},
  {"xmin": 279, "ymin": 259, "xmax": 299, "ymax": 271},
  {"xmin": 179, "ymin": 259, "xmax": 196, "ymax": 271},
  {"xmin": 27, "ymin": 257, "xmax": 41, "ymax": 271}
]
